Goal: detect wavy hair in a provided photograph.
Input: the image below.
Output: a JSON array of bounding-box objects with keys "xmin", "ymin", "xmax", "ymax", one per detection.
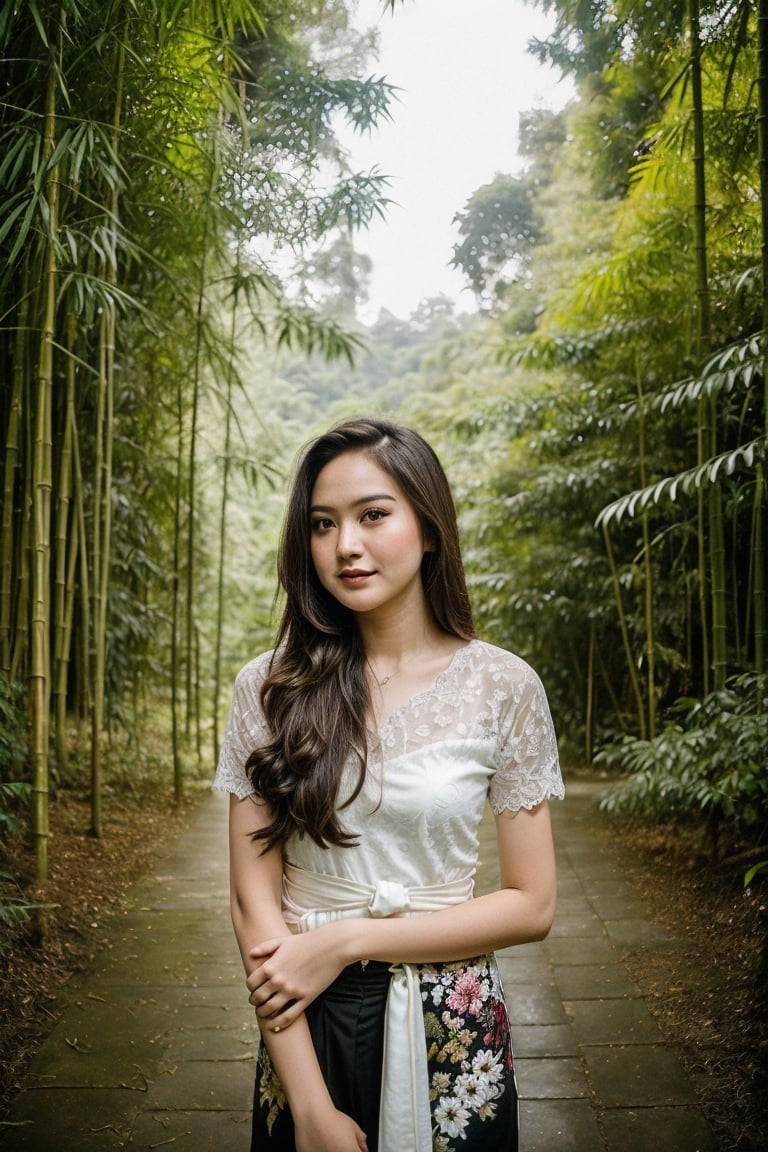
[{"xmin": 246, "ymin": 417, "xmax": 475, "ymax": 850}]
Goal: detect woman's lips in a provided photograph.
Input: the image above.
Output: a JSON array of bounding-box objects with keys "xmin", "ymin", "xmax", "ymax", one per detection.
[{"xmin": 339, "ymin": 569, "xmax": 374, "ymax": 585}]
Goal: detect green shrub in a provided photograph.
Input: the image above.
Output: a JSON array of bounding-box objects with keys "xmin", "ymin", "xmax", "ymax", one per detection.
[
  {"xmin": 0, "ymin": 673, "xmax": 28, "ymax": 782},
  {"xmin": 596, "ymin": 674, "xmax": 768, "ymax": 846},
  {"xmin": 0, "ymin": 674, "xmax": 29, "ymax": 844}
]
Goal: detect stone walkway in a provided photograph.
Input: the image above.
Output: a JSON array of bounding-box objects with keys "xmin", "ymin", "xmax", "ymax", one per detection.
[{"xmin": 1, "ymin": 782, "xmax": 720, "ymax": 1151}]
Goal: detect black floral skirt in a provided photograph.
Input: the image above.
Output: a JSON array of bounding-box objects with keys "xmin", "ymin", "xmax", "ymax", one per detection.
[{"xmin": 250, "ymin": 954, "xmax": 518, "ymax": 1152}]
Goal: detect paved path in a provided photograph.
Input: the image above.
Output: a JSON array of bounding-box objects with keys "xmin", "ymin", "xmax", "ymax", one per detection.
[{"xmin": 1, "ymin": 782, "xmax": 719, "ymax": 1151}]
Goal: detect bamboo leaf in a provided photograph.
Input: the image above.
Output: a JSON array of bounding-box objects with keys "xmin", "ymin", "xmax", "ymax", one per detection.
[
  {"xmin": 0, "ymin": 133, "xmax": 35, "ymax": 188},
  {"xmin": 26, "ymin": 0, "xmax": 49, "ymax": 46},
  {"xmin": 0, "ymin": 196, "xmax": 33, "ymax": 247},
  {"xmin": 6, "ymin": 196, "xmax": 41, "ymax": 268},
  {"xmin": 596, "ymin": 438, "xmax": 767, "ymax": 528}
]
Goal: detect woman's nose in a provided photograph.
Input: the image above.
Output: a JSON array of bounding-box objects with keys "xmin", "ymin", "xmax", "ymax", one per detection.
[{"xmin": 336, "ymin": 521, "xmax": 362, "ymax": 557}]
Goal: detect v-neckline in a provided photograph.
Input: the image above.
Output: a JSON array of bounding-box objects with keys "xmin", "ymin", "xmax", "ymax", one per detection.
[{"xmin": 367, "ymin": 640, "xmax": 476, "ymax": 735}]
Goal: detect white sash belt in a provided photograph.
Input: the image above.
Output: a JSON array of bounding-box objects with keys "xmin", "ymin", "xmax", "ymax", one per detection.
[{"xmin": 281, "ymin": 863, "xmax": 474, "ymax": 1152}]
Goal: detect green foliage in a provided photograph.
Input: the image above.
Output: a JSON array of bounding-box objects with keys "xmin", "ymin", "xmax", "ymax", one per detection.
[
  {"xmin": 745, "ymin": 861, "xmax": 768, "ymax": 887},
  {"xmin": 0, "ymin": 782, "xmax": 30, "ymax": 838},
  {"xmin": 0, "ymin": 675, "xmax": 28, "ymax": 783},
  {"xmin": 452, "ymin": 174, "xmax": 541, "ymax": 306},
  {"xmin": 596, "ymin": 675, "xmax": 768, "ymax": 833},
  {"xmin": 0, "ymin": 866, "xmax": 39, "ymax": 943}
]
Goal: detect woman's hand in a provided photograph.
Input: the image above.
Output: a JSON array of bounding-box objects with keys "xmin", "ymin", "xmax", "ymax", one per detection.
[
  {"xmin": 294, "ymin": 1103, "xmax": 368, "ymax": 1152},
  {"xmin": 246, "ymin": 923, "xmax": 351, "ymax": 1030}
]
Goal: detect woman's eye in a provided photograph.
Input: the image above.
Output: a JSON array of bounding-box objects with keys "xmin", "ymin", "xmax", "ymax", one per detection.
[
  {"xmin": 362, "ymin": 509, "xmax": 387, "ymax": 522},
  {"xmin": 311, "ymin": 517, "xmax": 334, "ymax": 531}
]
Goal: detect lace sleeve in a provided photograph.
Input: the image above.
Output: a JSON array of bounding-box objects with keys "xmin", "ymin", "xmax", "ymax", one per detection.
[
  {"xmin": 212, "ymin": 651, "xmax": 273, "ymax": 799},
  {"xmin": 489, "ymin": 662, "xmax": 564, "ymax": 814}
]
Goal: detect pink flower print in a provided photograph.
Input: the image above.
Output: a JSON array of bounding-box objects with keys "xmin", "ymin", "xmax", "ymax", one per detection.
[
  {"xmin": 446, "ymin": 970, "xmax": 484, "ymax": 1016},
  {"xmin": 483, "ymin": 1001, "xmax": 514, "ymax": 1069}
]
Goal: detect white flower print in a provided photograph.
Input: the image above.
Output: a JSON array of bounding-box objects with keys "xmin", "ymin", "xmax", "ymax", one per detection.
[
  {"xmin": 478, "ymin": 1098, "xmax": 499, "ymax": 1122},
  {"xmin": 434, "ymin": 1096, "xmax": 471, "ymax": 1140},
  {"xmin": 442, "ymin": 1011, "xmax": 463, "ymax": 1031},
  {"xmin": 453, "ymin": 1069, "xmax": 502, "ymax": 1109},
  {"xmin": 421, "ymin": 957, "xmax": 516, "ymax": 1150},
  {"xmin": 471, "ymin": 1047, "xmax": 505, "ymax": 1084}
]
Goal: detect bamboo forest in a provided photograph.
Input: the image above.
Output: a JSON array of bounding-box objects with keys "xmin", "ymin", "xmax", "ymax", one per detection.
[{"xmin": 1, "ymin": 0, "xmax": 767, "ymax": 1146}]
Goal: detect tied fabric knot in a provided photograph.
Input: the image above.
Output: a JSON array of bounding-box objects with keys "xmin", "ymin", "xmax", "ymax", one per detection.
[{"xmin": 368, "ymin": 879, "xmax": 412, "ymax": 918}]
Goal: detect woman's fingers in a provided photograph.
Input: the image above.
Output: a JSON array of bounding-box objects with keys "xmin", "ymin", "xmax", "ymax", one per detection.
[
  {"xmin": 248, "ymin": 935, "xmax": 285, "ymax": 960},
  {"xmin": 257, "ymin": 996, "xmax": 301, "ymax": 1032},
  {"xmin": 246, "ymin": 929, "xmax": 346, "ymax": 1024}
]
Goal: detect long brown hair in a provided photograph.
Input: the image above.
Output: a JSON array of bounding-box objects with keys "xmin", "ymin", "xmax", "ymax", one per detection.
[{"xmin": 246, "ymin": 417, "xmax": 475, "ymax": 850}]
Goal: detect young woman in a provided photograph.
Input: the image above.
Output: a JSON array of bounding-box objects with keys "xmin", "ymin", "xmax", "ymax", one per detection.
[{"xmin": 214, "ymin": 417, "xmax": 564, "ymax": 1152}]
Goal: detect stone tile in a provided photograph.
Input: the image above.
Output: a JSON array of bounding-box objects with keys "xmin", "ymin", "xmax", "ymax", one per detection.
[
  {"xmin": 162, "ymin": 1025, "xmax": 258, "ymax": 1063},
  {"xmin": 589, "ymin": 894, "xmax": 650, "ymax": 919},
  {"xmin": 22, "ymin": 1002, "xmax": 175, "ymax": 1088},
  {"xmin": 519, "ymin": 1099, "xmax": 604, "ymax": 1152},
  {"xmin": 511, "ymin": 1024, "xmax": 578, "ymax": 1058},
  {"xmin": 496, "ymin": 956, "xmax": 556, "ymax": 985},
  {"xmin": 555, "ymin": 875, "xmax": 585, "ymax": 895},
  {"xmin": 543, "ymin": 937, "xmax": 618, "ymax": 966},
  {"xmin": 505, "ymin": 984, "xmax": 569, "ymax": 1026},
  {"xmin": 584, "ymin": 1045, "xmax": 699, "ymax": 1107},
  {"xmin": 601, "ymin": 1106, "xmax": 719, "ymax": 1152},
  {"xmin": 604, "ymin": 919, "xmax": 677, "ymax": 947},
  {"xmin": 499, "ymin": 941, "xmax": 545, "ymax": 959},
  {"xmin": 548, "ymin": 913, "xmax": 606, "ymax": 939},
  {"xmin": 145, "ymin": 1058, "xmax": 254, "ymax": 1110},
  {"xmin": 553, "ymin": 895, "xmax": 595, "ymax": 914},
  {"xmin": 515, "ymin": 1057, "xmax": 590, "ymax": 1100},
  {"xmin": 565, "ymin": 998, "xmax": 664, "ymax": 1045},
  {"xmin": 127, "ymin": 1108, "xmax": 252, "ymax": 1150},
  {"xmin": 581, "ymin": 878, "xmax": 638, "ymax": 899},
  {"xmin": 554, "ymin": 964, "xmax": 641, "ymax": 999},
  {"xmin": 0, "ymin": 1088, "xmax": 139, "ymax": 1150}
]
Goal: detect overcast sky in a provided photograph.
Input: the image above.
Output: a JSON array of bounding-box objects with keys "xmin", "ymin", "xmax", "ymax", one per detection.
[{"xmin": 341, "ymin": 0, "xmax": 572, "ymax": 320}]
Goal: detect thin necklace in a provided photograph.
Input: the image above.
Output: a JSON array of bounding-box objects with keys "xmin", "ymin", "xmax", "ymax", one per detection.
[{"xmin": 368, "ymin": 649, "xmax": 427, "ymax": 688}]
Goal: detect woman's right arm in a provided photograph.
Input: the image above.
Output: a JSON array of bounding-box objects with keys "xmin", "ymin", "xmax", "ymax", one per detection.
[{"xmin": 228, "ymin": 794, "xmax": 368, "ymax": 1152}]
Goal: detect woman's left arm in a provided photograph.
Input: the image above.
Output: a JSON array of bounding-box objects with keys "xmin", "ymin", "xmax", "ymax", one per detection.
[{"xmin": 249, "ymin": 799, "xmax": 556, "ymax": 1031}]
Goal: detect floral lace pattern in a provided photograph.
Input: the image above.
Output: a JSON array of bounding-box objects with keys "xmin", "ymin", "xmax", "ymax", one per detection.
[
  {"xmin": 214, "ymin": 638, "xmax": 562, "ymax": 895},
  {"xmin": 214, "ymin": 639, "xmax": 563, "ymax": 816}
]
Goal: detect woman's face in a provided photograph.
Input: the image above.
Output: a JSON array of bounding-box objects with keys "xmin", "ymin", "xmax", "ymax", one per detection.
[{"xmin": 309, "ymin": 449, "xmax": 429, "ymax": 621}]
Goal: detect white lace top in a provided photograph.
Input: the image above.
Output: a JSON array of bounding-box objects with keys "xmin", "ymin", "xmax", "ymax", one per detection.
[{"xmin": 214, "ymin": 639, "xmax": 563, "ymax": 891}]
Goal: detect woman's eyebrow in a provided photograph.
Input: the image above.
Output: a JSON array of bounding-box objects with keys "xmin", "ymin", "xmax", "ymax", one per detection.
[{"xmin": 310, "ymin": 494, "xmax": 397, "ymax": 513}]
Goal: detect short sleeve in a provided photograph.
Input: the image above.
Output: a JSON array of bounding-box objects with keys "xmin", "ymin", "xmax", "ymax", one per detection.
[
  {"xmin": 489, "ymin": 663, "xmax": 564, "ymax": 814},
  {"xmin": 212, "ymin": 651, "xmax": 273, "ymax": 799}
]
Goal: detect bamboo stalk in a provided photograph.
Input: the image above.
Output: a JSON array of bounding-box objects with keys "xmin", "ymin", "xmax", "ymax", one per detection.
[
  {"xmin": 636, "ymin": 351, "xmax": 656, "ymax": 738},
  {"xmin": 11, "ymin": 402, "xmax": 31, "ymax": 683},
  {"xmin": 90, "ymin": 310, "xmax": 106, "ymax": 838},
  {"xmin": 585, "ymin": 618, "xmax": 595, "ymax": 765},
  {"xmin": 31, "ymin": 13, "xmax": 62, "ymax": 890},
  {"xmin": 184, "ymin": 137, "xmax": 219, "ymax": 757},
  {"xmin": 212, "ymin": 249, "xmax": 240, "ymax": 764},
  {"xmin": 690, "ymin": 0, "xmax": 727, "ymax": 691},
  {"xmin": 602, "ymin": 522, "xmax": 647, "ymax": 740},
  {"xmin": 1, "ymin": 277, "xmax": 29, "ymax": 674},
  {"xmin": 90, "ymin": 39, "xmax": 124, "ymax": 836},
  {"xmin": 171, "ymin": 373, "xmax": 184, "ymax": 802},
  {"xmin": 71, "ymin": 394, "xmax": 91, "ymax": 725},
  {"xmin": 53, "ymin": 311, "xmax": 76, "ymax": 773}
]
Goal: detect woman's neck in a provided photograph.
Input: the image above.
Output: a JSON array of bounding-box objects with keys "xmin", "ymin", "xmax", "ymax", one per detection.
[{"xmin": 355, "ymin": 603, "xmax": 442, "ymax": 665}]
